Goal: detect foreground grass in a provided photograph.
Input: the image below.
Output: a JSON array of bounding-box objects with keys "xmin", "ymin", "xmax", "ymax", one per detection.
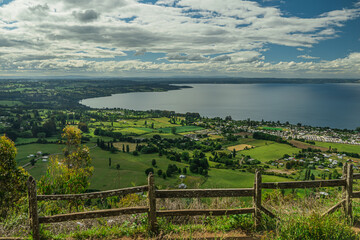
[{"xmin": 3, "ymin": 193, "xmax": 360, "ymax": 239}]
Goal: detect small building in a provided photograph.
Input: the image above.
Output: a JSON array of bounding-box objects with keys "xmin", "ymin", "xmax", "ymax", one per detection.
[
  {"xmin": 179, "ymin": 175, "xmax": 186, "ymax": 179},
  {"xmin": 178, "ymin": 183, "xmax": 187, "ymax": 189}
]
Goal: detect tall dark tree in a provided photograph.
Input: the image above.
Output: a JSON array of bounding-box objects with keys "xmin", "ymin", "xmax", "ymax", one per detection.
[
  {"xmin": 78, "ymin": 122, "xmax": 89, "ymax": 133},
  {"xmin": 42, "ymin": 118, "xmax": 56, "ymax": 137},
  {"xmin": 152, "ymin": 159, "xmax": 157, "ymax": 167}
]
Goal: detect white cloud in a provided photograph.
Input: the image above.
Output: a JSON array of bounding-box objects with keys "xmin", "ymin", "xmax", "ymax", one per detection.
[
  {"xmin": 297, "ymin": 55, "xmax": 320, "ymax": 60},
  {"xmin": 0, "ymin": 0, "xmax": 359, "ymax": 77},
  {"xmin": 212, "ymin": 51, "xmax": 264, "ymax": 63},
  {"xmin": 165, "ymin": 53, "xmax": 209, "ymax": 62},
  {"xmin": 1, "ymin": 51, "xmax": 359, "ymax": 78}
]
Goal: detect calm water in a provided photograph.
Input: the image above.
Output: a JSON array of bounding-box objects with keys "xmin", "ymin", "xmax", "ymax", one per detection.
[{"xmin": 80, "ymin": 84, "xmax": 360, "ymax": 129}]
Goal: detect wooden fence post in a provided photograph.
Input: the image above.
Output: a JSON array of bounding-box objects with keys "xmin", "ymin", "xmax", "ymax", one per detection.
[
  {"xmin": 27, "ymin": 176, "xmax": 39, "ymax": 240},
  {"xmin": 148, "ymin": 173, "xmax": 157, "ymax": 233},
  {"xmin": 342, "ymin": 163, "xmax": 348, "ymax": 213},
  {"xmin": 254, "ymin": 170, "xmax": 262, "ymax": 228},
  {"xmin": 346, "ymin": 164, "xmax": 353, "ymax": 222}
]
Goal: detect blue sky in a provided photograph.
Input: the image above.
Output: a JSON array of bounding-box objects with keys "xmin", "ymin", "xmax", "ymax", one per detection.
[{"xmin": 0, "ymin": 0, "xmax": 360, "ymax": 78}]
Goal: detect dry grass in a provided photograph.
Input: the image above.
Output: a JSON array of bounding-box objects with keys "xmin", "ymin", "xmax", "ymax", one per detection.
[
  {"xmin": 113, "ymin": 142, "xmax": 146, "ymax": 152},
  {"xmin": 289, "ymin": 140, "xmax": 327, "ymax": 151},
  {"xmin": 227, "ymin": 144, "xmax": 253, "ymax": 151}
]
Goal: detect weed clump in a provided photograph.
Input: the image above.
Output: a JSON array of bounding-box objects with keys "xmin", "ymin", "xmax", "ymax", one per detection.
[{"xmin": 265, "ymin": 213, "xmax": 358, "ymax": 240}]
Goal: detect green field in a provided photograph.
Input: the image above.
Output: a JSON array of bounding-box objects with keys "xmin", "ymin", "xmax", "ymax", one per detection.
[
  {"xmin": 15, "ymin": 144, "xmax": 64, "ymax": 166},
  {"xmin": 202, "ymin": 169, "xmax": 288, "ymax": 189},
  {"xmin": 88, "ymin": 149, "xmax": 190, "ymax": 190},
  {"xmin": 240, "ymin": 142, "xmax": 300, "ymax": 162},
  {"xmin": 159, "ymin": 126, "xmax": 204, "ymax": 134},
  {"xmin": 115, "ymin": 127, "xmax": 152, "ymax": 135},
  {"xmin": 0, "ymin": 100, "xmax": 23, "ymax": 106},
  {"xmin": 90, "ymin": 117, "xmax": 180, "ymax": 129},
  {"xmin": 314, "ymin": 141, "xmax": 360, "ymax": 154},
  {"xmin": 140, "ymin": 132, "xmax": 182, "ymax": 139},
  {"xmin": 257, "ymin": 127, "xmax": 283, "ymax": 131},
  {"xmin": 22, "ymin": 143, "xmax": 290, "ymax": 191},
  {"xmin": 15, "ymin": 136, "xmax": 61, "ymax": 145},
  {"xmin": 224, "ymin": 138, "xmax": 270, "ymax": 148}
]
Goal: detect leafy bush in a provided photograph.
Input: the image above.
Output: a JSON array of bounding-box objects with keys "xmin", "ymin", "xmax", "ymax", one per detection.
[{"xmin": 0, "ymin": 135, "xmax": 29, "ymax": 218}]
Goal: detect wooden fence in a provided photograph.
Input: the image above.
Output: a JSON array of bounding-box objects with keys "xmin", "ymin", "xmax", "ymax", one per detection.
[{"xmin": 28, "ymin": 163, "xmax": 359, "ymax": 239}]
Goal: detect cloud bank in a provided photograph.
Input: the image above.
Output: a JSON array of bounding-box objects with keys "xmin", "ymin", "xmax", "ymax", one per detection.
[{"xmin": 0, "ymin": 0, "xmax": 359, "ymax": 77}]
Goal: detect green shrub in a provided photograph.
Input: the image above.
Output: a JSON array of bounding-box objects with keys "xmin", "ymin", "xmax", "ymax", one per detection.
[{"xmin": 270, "ymin": 213, "xmax": 358, "ymax": 240}]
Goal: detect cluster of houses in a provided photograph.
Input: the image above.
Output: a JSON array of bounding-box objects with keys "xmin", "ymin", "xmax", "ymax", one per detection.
[
  {"xmin": 24, "ymin": 151, "xmax": 49, "ymax": 167},
  {"xmin": 272, "ymin": 152, "xmax": 359, "ymax": 173},
  {"xmin": 204, "ymin": 117, "xmax": 359, "ymax": 146},
  {"xmin": 184, "ymin": 129, "xmax": 221, "ymax": 141},
  {"xmin": 250, "ymin": 126, "xmax": 360, "ymax": 145}
]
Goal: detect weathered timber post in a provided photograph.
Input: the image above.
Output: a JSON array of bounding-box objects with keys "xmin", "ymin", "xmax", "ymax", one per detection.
[
  {"xmin": 346, "ymin": 164, "xmax": 353, "ymax": 222},
  {"xmin": 27, "ymin": 176, "xmax": 39, "ymax": 240},
  {"xmin": 254, "ymin": 170, "xmax": 262, "ymax": 228},
  {"xmin": 148, "ymin": 173, "xmax": 158, "ymax": 233},
  {"xmin": 342, "ymin": 163, "xmax": 348, "ymax": 213}
]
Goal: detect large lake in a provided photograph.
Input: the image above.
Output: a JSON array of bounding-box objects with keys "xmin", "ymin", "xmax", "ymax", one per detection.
[{"xmin": 80, "ymin": 83, "xmax": 360, "ymax": 129}]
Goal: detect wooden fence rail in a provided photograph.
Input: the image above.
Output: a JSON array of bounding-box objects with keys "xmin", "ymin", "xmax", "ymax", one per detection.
[
  {"xmin": 261, "ymin": 179, "xmax": 346, "ymax": 189},
  {"xmin": 155, "ymin": 188, "xmax": 254, "ymax": 198},
  {"xmin": 27, "ymin": 163, "xmax": 358, "ymax": 239},
  {"xmin": 36, "ymin": 185, "xmax": 149, "ymax": 201}
]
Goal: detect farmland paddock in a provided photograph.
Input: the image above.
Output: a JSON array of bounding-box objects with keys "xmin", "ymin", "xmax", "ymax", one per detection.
[{"xmin": 28, "ymin": 163, "xmax": 358, "ymax": 239}]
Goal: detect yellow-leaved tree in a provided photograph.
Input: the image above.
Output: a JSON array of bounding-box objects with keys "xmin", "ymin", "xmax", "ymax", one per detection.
[
  {"xmin": 0, "ymin": 135, "xmax": 29, "ymax": 218},
  {"xmin": 38, "ymin": 126, "xmax": 93, "ymax": 195}
]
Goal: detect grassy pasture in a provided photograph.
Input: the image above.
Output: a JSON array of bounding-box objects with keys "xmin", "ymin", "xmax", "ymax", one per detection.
[
  {"xmin": 140, "ymin": 132, "xmax": 182, "ymax": 139},
  {"xmin": 15, "ymin": 136, "xmax": 61, "ymax": 145},
  {"xmin": 257, "ymin": 126, "xmax": 283, "ymax": 131},
  {"xmin": 153, "ymin": 117, "xmax": 182, "ymax": 126},
  {"xmin": 0, "ymin": 100, "xmax": 23, "ymax": 106},
  {"xmin": 90, "ymin": 117, "xmax": 180, "ymax": 129},
  {"xmin": 202, "ymin": 169, "xmax": 288, "ymax": 189},
  {"xmin": 89, "ymin": 147, "xmax": 290, "ymax": 191},
  {"xmin": 15, "ymin": 129, "xmax": 298, "ymax": 192},
  {"xmin": 240, "ymin": 142, "xmax": 300, "ymax": 162},
  {"xmin": 115, "ymin": 127, "xmax": 151, "ymax": 135},
  {"xmin": 314, "ymin": 141, "xmax": 360, "ymax": 154},
  {"xmin": 20, "ymin": 143, "xmax": 290, "ymax": 191},
  {"xmin": 88, "ymin": 148, "xmax": 190, "ymax": 190},
  {"xmin": 15, "ymin": 143, "xmax": 64, "ymax": 166},
  {"xmin": 159, "ymin": 126, "xmax": 204, "ymax": 134},
  {"xmin": 25, "ymin": 159, "xmax": 50, "ymax": 180}
]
